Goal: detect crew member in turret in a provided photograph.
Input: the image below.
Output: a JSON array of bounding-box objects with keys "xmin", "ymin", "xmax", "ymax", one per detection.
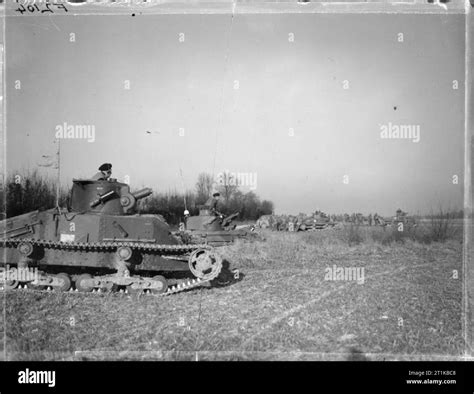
[
  {"xmin": 205, "ymin": 192, "xmax": 223, "ymax": 217},
  {"xmin": 92, "ymin": 163, "xmax": 112, "ymax": 181}
]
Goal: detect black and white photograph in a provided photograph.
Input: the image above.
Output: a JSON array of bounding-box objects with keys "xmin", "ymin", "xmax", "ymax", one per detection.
[{"xmin": 0, "ymin": 0, "xmax": 473, "ymax": 385}]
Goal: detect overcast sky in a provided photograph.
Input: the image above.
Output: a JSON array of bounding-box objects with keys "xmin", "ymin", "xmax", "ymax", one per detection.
[{"xmin": 6, "ymin": 12, "xmax": 465, "ymax": 215}]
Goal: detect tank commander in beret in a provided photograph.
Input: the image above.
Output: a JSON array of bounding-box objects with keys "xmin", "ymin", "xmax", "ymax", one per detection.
[
  {"xmin": 204, "ymin": 192, "xmax": 224, "ymax": 226},
  {"xmin": 92, "ymin": 163, "xmax": 112, "ymax": 181},
  {"xmin": 205, "ymin": 192, "xmax": 223, "ymax": 217}
]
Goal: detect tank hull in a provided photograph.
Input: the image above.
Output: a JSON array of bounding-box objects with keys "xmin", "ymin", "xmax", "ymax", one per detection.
[
  {"xmin": 0, "ymin": 242, "xmax": 189, "ymax": 272},
  {"xmin": 0, "ymin": 209, "xmax": 188, "ymax": 271},
  {"xmin": 184, "ymin": 213, "xmax": 258, "ymax": 246},
  {"xmin": 0, "ymin": 209, "xmax": 222, "ymax": 294},
  {"xmin": 183, "ymin": 229, "xmax": 253, "ymax": 246}
]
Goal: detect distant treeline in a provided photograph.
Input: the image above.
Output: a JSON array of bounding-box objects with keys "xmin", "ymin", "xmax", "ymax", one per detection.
[
  {"xmin": 0, "ymin": 170, "xmax": 274, "ymax": 224},
  {"xmin": 0, "ymin": 170, "xmax": 466, "ymax": 224},
  {"xmin": 139, "ymin": 172, "xmax": 274, "ymax": 225},
  {"xmin": 0, "ymin": 170, "xmax": 69, "ymax": 218}
]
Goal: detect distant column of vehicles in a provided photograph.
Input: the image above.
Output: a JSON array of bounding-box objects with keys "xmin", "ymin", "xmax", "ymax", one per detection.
[{"xmin": 255, "ymin": 210, "xmax": 416, "ymax": 231}]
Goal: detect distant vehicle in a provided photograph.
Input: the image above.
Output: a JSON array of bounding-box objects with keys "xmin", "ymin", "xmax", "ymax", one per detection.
[{"xmin": 180, "ymin": 207, "xmax": 260, "ymax": 246}]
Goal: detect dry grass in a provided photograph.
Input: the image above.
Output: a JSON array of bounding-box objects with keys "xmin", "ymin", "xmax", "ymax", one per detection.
[
  {"xmin": 334, "ymin": 220, "xmax": 463, "ymax": 246},
  {"xmin": 3, "ymin": 228, "xmax": 465, "ymax": 360}
]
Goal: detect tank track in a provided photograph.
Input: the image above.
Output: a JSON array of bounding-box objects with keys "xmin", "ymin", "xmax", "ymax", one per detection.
[
  {"xmin": 0, "ymin": 238, "xmax": 221, "ymax": 296},
  {"xmin": 0, "ymin": 238, "xmax": 210, "ymax": 253},
  {"xmin": 1, "ymin": 277, "xmax": 210, "ymax": 297}
]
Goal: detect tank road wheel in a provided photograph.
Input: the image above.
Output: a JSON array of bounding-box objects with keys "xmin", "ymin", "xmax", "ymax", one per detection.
[
  {"xmin": 116, "ymin": 246, "xmax": 133, "ymax": 262},
  {"xmin": 100, "ymin": 281, "xmax": 118, "ymax": 293},
  {"xmin": 53, "ymin": 273, "xmax": 72, "ymax": 292},
  {"xmin": 29, "ymin": 280, "xmax": 46, "ymax": 290},
  {"xmin": 188, "ymin": 249, "xmax": 223, "ymax": 281},
  {"xmin": 126, "ymin": 283, "xmax": 142, "ymax": 295},
  {"xmin": 3, "ymin": 279, "xmax": 19, "ymax": 291},
  {"xmin": 75, "ymin": 274, "xmax": 94, "ymax": 292},
  {"xmin": 18, "ymin": 242, "xmax": 34, "ymax": 258},
  {"xmin": 150, "ymin": 275, "xmax": 168, "ymax": 294}
]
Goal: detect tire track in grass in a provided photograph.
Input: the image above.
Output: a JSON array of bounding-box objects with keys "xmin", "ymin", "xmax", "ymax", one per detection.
[{"xmin": 241, "ymin": 262, "xmax": 437, "ymax": 349}]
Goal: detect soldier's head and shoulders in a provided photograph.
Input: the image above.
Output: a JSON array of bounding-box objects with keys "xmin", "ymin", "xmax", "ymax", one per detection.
[
  {"xmin": 92, "ymin": 163, "xmax": 112, "ymax": 181},
  {"xmin": 206, "ymin": 192, "xmax": 221, "ymax": 206}
]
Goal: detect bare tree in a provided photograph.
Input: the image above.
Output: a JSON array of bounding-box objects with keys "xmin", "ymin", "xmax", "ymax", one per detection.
[
  {"xmin": 217, "ymin": 171, "xmax": 239, "ymax": 203},
  {"xmin": 195, "ymin": 172, "xmax": 214, "ymax": 205}
]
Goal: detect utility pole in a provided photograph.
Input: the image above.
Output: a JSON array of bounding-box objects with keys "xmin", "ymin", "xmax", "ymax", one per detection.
[{"xmin": 55, "ymin": 137, "xmax": 61, "ymax": 210}]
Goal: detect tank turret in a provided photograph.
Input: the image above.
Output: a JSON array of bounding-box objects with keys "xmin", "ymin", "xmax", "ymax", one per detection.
[
  {"xmin": 70, "ymin": 179, "xmax": 152, "ymax": 215},
  {"xmin": 183, "ymin": 208, "xmax": 259, "ymax": 246}
]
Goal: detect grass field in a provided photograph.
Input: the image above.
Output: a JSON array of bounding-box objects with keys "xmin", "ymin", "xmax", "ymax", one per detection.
[{"xmin": 1, "ymin": 226, "xmax": 466, "ymax": 361}]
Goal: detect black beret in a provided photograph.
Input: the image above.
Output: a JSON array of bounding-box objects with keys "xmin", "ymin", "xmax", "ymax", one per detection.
[{"xmin": 98, "ymin": 163, "xmax": 112, "ymax": 171}]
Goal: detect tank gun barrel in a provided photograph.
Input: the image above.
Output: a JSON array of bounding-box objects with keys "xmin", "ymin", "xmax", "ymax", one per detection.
[
  {"xmin": 222, "ymin": 212, "xmax": 239, "ymax": 227},
  {"xmin": 90, "ymin": 190, "xmax": 115, "ymax": 208},
  {"xmin": 132, "ymin": 188, "xmax": 152, "ymax": 200}
]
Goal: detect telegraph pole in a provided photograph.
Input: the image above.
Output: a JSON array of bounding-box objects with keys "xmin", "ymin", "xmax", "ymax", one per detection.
[{"xmin": 55, "ymin": 137, "xmax": 60, "ymax": 210}]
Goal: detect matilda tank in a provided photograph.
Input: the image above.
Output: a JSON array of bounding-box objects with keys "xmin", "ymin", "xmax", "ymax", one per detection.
[
  {"xmin": 0, "ymin": 179, "xmax": 223, "ymax": 295},
  {"xmin": 179, "ymin": 207, "xmax": 259, "ymax": 246}
]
